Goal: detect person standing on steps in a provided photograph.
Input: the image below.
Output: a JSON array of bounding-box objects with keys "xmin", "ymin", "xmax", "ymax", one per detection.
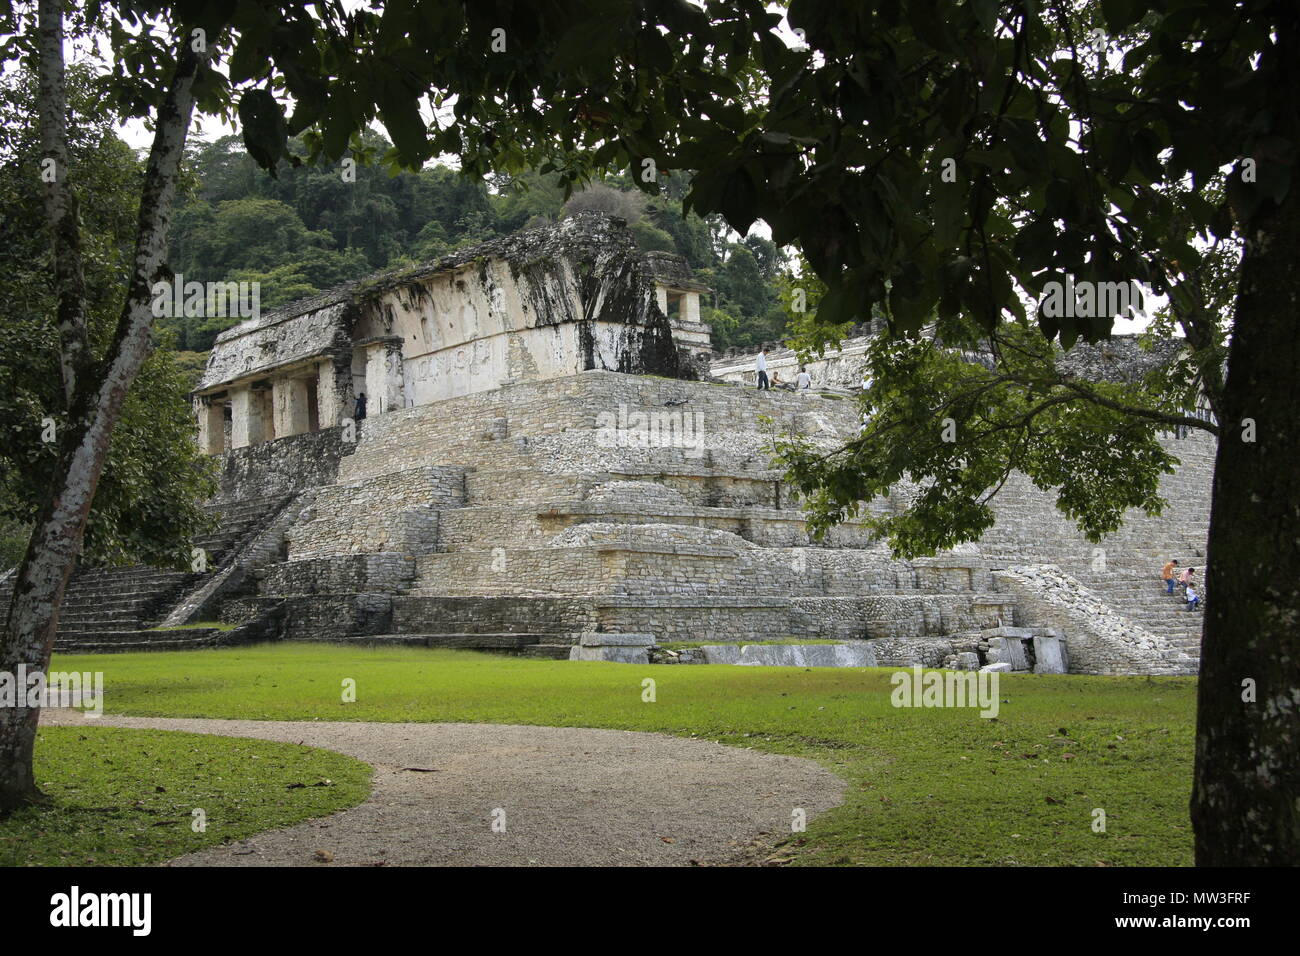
[
  {"xmin": 755, "ymin": 348, "xmax": 770, "ymax": 391},
  {"xmin": 1185, "ymin": 582, "xmax": 1201, "ymax": 611},
  {"xmin": 353, "ymin": 392, "xmax": 368, "ymax": 421},
  {"xmin": 1179, "ymin": 565, "xmax": 1196, "ymax": 592},
  {"xmin": 1162, "ymin": 558, "xmax": 1179, "ymax": 595}
]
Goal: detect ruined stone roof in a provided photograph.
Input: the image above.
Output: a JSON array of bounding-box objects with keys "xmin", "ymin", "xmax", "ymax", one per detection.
[
  {"xmin": 713, "ymin": 329, "xmax": 1185, "ymax": 381},
  {"xmin": 210, "ymin": 214, "xmax": 637, "ymax": 345},
  {"xmin": 1054, "ymin": 335, "xmax": 1184, "ymax": 383},
  {"xmin": 197, "ymin": 214, "xmax": 703, "ymax": 393},
  {"xmin": 641, "ymin": 251, "xmax": 711, "ymax": 292}
]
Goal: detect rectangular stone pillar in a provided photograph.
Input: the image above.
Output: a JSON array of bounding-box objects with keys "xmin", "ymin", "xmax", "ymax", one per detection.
[
  {"xmin": 364, "ymin": 339, "xmax": 406, "ymax": 415},
  {"xmin": 385, "ymin": 340, "xmax": 407, "ymax": 412},
  {"xmin": 256, "ymin": 388, "xmax": 275, "ymax": 440},
  {"xmin": 655, "ymin": 285, "xmax": 669, "ymax": 313},
  {"xmin": 683, "ymin": 292, "xmax": 701, "ymax": 323},
  {"xmin": 196, "ymin": 399, "xmax": 225, "ymax": 455},
  {"xmin": 229, "ymin": 386, "xmax": 267, "ymax": 449},
  {"xmin": 272, "ymin": 377, "xmax": 311, "ymax": 438},
  {"xmin": 317, "ymin": 355, "xmax": 353, "ymax": 428}
]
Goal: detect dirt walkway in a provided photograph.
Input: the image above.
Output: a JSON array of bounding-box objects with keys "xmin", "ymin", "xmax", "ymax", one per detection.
[{"xmin": 45, "ymin": 711, "xmax": 844, "ymax": 866}]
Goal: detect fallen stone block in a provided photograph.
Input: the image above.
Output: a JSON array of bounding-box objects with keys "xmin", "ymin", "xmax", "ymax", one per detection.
[
  {"xmin": 980, "ymin": 662, "xmax": 1012, "ymax": 673},
  {"xmin": 569, "ymin": 645, "xmax": 651, "ymax": 664},
  {"xmin": 576, "ymin": 632, "xmax": 656, "ymax": 647},
  {"xmin": 987, "ymin": 636, "xmax": 1029, "ymax": 670},
  {"xmin": 1033, "ymin": 634, "xmax": 1071, "ymax": 674},
  {"xmin": 737, "ymin": 644, "xmax": 806, "ymax": 666},
  {"xmin": 700, "ymin": 644, "xmax": 742, "ymax": 664}
]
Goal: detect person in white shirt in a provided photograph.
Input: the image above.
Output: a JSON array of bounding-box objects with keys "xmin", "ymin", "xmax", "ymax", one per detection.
[
  {"xmin": 755, "ymin": 348, "xmax": 770, "ymax": 390},
  {"xmin": 796, "ymin": 367, "xmax": 812, "ymax": 390},
  {"xmin": 859, "ymin": 373, "xmax": 874, "ymax": 432},
  {"xmin": 1185, "ymin": 584, "xmax": 1201, "ymax": 611}
]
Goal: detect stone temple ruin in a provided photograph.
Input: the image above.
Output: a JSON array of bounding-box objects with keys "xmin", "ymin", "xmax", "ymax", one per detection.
[{"xmin": 3, "ymin": 214, "xmax": 1211, "ymax": 675}]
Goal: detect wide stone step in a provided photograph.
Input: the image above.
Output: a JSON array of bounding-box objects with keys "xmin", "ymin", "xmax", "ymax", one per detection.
[
  {"xmin": 344, "ymin": 632, "xmax": 570, "ymax": 652},
  {"xmin": 519, "ymin": 643, "xmax": 577, "ymax": 660},
  {"xmin": 53, "ymin": 627, "xmax": 225, "ymax": 651},
  {"xmin": 58, "ymin": 615, "xmax": 148, "ymax": 629},
  {"xmin": 61, "ymin": 595, "xmax": 161, "ymax": 611}
]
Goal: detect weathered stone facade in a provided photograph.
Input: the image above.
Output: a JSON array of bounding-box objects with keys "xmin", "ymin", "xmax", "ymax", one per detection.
[
  {"xmin": 88, "ymin": 364, "xmax": 1205, "ymax": 673},
  {"xmin": 191, "ymin": 214, "xmax": 712, "ymax": 454},
  {"xmin": 6, "ymin": 220, "xmax": 1212, "ymax": 674}
]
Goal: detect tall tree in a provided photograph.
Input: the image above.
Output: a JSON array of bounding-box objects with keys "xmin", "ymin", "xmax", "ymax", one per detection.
[{"xmin": 654, "ymin": 0, "xmax": 1295, "ymax": 864}]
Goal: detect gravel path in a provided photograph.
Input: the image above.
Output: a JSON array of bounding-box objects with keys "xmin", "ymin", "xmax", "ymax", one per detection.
[{"xmin": 45, "ymin": 711, "xmax": 844, "ymax": 867}]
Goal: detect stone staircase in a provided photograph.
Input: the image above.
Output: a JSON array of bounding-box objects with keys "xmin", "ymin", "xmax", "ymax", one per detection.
[
  {"xmin": 1072, "ymin": 568, "xmax": 1205, "ymax": 654},
  {"xmin": 55, "ymin": 566, "xmax": 207, "ymax": 649},
  {"xmin": 7, "ymin": 493, "xmax": 298, "ymax": 653},
  {"xmin": 35, "ymin": 370, "xmax": 1214, "ymax": 674},
  {"xmin": 220, "ymin": 373, "xmax": 1024, "ymax": 664}
]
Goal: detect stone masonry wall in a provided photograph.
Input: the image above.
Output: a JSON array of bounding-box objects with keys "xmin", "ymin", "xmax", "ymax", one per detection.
[
  {"xmin": 260, "ymin": 553, "xmax": 416, "ymax": 595},
  {"xmin": 286, "ymin": 466, "xmax": 466, "ymax": 560},
  {"xmin": 216, "ymin": 426, "xmax": 355, "ymax": 502}
]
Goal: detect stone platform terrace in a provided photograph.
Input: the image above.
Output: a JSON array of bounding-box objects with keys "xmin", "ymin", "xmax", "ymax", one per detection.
[{"xmin": 23, "ymin": 368, "xmax": 1209, "ymax": 675}]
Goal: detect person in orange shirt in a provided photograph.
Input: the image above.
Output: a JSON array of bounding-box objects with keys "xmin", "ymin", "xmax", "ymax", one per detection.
[{"xmin": 1162, "ymin": 559, "xmax": 1179, "ymax": 595}]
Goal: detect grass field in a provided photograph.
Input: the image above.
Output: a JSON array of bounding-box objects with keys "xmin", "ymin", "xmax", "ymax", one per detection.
[
  {"xmin": 0, "ymin": 725, "xmax": 371, "ymax": 866},
  {"xmin": 25, "ymin": 642, "xmax": 1197, "ymax": 866}
]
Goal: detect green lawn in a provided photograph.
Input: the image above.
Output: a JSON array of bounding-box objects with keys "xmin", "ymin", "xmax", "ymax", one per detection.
[
  {"xmin": 30, "ymin": 642, "xmax": 1196, "ymax": 866},
  {"xmin": 0, "ymin": 725, "xmax": 370, "ymax": 866}
]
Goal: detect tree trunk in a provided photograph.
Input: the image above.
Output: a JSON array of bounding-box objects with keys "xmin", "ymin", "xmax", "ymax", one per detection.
[
  {"xmin": 36, "ymin": 0, "xmax": 87, "ymax": 408},
  {"xmin": 0, "ymin": 34, "xmax": 204, "ymax": 813},
  {"xmin": 1191, "ymin": 34, "xmax": 1300, "ymax": 863}
]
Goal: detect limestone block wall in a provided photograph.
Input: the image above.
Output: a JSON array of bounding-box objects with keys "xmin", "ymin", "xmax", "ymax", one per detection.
[
  {"xmin": 223, "ymin": 593, "xmax": 397, "ymax": 641},
  {"xmin": 412, "ymin": 541, "xmax": 1001, "ymax": 602},
  {"xmin": 215, "ymin": 426, "xmax": 355, "ymax": 502},
  {"xmin": 437, "ymin": 507, "xmax": 550, "ymax": 551},
  {"xmin": 595, "ymin": 596, "xmax": 812, "ymax": 642},
  {"xmin": 260, "ymin": 554, "xmax": 416, "ymax": 595},
  {"xmin": 391, "ymin": 595, "xmax": 597, "ymax": 635},
  {"xmin": 286, "ymin": 466, "xmax": 466, "ymax": 561},
  {"xmin": 331, "ymin": 371, "xmax": 858, "ymax": 484},
  {"xmin": 534, "ymin": 503, "xmax": 883, "ymax": 549},
  {"xmin": 848, "ymin": 593, "xmax": 1016, "ymax": 641}
]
